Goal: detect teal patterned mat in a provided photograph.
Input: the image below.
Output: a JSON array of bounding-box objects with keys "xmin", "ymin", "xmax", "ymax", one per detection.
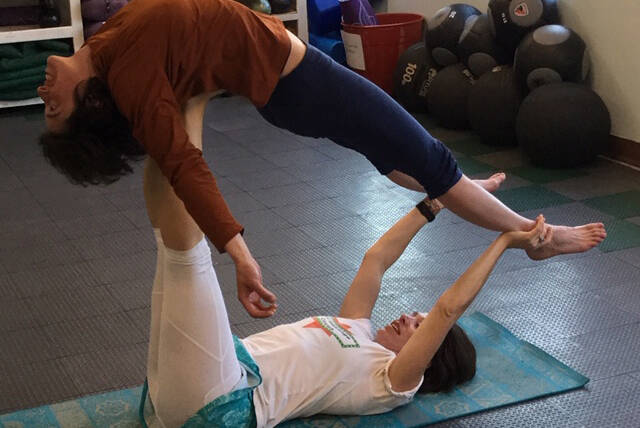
[{"xmin": 0, "ymin": 313, "xmax": 588, "ymax": 428}]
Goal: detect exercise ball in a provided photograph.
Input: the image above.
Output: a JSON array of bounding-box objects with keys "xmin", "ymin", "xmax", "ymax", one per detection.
[
  {"xmin": 426, "ymin": 3, "xmax": 481, "ymax": 67},
  {"xmin": 515, "ymin": 24, "xmax": 589, "ymax": 91},
  {"xmin": 393, "ymin": 42, "xmax": 440, "ymax": 113},
  {"xmin": 516, "ymin": 82, "xmax": 610, "ymax": 168},
  {"xmin": 487, "ymin": 0, "xmax": 559, "ymax": 57},
  {"xmin": 458, "ymin": 14, "xmax": 508, "ymax": 77},
  {"xmin": 427, "ymin": 63, "xmax": 476, "ymax": 129},
  {"xmin": 468, "ymin": 66, "xmax": 523, "ymax": 146}
]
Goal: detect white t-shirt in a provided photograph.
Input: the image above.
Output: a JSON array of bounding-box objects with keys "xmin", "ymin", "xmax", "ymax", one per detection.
[{"xmin": 241, "ymin": 316, "xmax": 423, "ymax": 428}]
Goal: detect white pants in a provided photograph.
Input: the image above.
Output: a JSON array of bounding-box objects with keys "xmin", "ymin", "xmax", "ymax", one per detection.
[{"xmin": 146, "ymin": 230, "xmax": 243, "ymax": 428}]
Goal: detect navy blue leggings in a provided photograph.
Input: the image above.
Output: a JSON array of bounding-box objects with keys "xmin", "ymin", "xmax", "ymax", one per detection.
[{"xmin": 257, "ymin": 44, "xmax": 462, "ymax": 199}]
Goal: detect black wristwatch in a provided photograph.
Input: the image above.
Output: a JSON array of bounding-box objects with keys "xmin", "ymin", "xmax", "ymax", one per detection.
[{"xmin": 415, "ymin": 200, "xmax": 436, "ymax": 222}]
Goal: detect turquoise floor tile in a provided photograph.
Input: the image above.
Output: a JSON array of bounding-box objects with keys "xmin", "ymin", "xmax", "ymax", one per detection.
[
  {"xmin": 584, "ymin": 190, "xmax": 640, "ymax": 219},
  {"xmin": 510, "ymin": 165, "xmax": 587, "ymax": 184},
  {"xmin": 599, "ymin": 219, "xmax": 640, "ymax": 252},
  {"xmin": 494, "ymin": 185, "xmax": 573, "ymax": 212}
]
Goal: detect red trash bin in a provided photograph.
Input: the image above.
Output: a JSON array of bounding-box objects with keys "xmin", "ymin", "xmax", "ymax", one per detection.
[{"xmin": 341, "ymin": 13, "xmax": 425, "ymax": 94}]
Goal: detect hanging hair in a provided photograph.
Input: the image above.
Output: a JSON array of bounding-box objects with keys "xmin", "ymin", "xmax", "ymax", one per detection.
[{"xmin": 39, "ymin": 77, "xmax": 145, "ymax": 186}]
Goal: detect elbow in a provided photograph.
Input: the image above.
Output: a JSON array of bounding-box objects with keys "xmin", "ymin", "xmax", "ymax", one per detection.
[{"xmin": 435, "ymin": 293, "xmax": 467, "ymax": 320}]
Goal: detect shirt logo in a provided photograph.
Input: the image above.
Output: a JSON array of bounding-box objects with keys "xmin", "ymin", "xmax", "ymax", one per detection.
[{"xmin": 304, "ymin": 316, "xmax": 360, "ymax": 348}]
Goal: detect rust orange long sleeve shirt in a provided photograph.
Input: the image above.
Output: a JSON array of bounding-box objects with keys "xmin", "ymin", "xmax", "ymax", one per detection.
[{"xmin": 85, "ymin": 0, "xmax": 291, "ymax": 252}]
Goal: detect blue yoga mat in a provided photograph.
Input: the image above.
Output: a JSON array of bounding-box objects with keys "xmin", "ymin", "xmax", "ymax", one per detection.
[{"xmin": 0, "ymin": 312, "xmax": 588, "ymax": 427}]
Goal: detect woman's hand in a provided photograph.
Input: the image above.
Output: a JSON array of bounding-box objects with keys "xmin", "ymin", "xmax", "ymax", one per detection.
[
  {"xmin": 225, "ymin": 233, "xmax": 277, "ymax": 318},
  {"xmin": 235, "ymin": 257, "xmax": 278, "ymax": 318},
  {"xmin": 503, "ymin": 215, "xmax": 552, "ymax": 250}
]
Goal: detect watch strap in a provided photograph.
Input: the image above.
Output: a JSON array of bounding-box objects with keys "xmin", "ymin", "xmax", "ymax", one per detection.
[{"xmin": 415, "ymin": 200, "xmax": 436, "ymax": 222}]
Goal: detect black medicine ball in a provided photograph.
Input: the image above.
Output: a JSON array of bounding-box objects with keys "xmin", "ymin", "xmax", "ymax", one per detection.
[
  {"xmin": 393, "ymin": 42, "xmax": 440, "ymax": 113},
  {"xmin": 426, "ymin": 3, "xmax": 481, "ymax": 67},
  {"xmin": 427, "ymin": 63, "xmax": 476, "ymax": 129},
  {"xmin": 515, "ymin": 24, "xmax": 589, "ymax": 91},
  {"xmin": 458, "ymin": 14, "xmax": 508, "ymax": 77},
  {"xmin": 516, "ymin": 82, "xmax": 611, "ymax": 168},
  {"xmin": 468, "ymin": 66, "xmax": 523, "ymax": 146},
  {"xmin": 487, "ymin": 0, "xmax": 560, "ymax": 57}
]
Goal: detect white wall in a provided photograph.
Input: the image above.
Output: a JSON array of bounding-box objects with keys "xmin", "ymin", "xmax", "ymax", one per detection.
[{"xmin": 387, "ymin": 0, "xmax": 640, "ymax": 143}]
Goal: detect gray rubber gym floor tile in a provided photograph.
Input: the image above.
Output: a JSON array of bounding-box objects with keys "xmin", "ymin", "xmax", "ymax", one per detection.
[
  {"xmin": 570, "ymin": 322, "xmax": 640, "ymax": 377},
  {"xmin": 513, "ymin": 293, "xmax": 640, "ymax": 338},
  {"xmin": 84, "ymin": 250, "xmax": 155, "ymax": 284},
  {"xmin": 28, "ymin": 285, "xmax": 123, "ymax": 325},
  {"xmin": 306, "ymin": 171, "xmax": 389, "ymax": 198},
  {"xmin": 427, "ymin": 245, "xmax": 537, "ymax": 276},
  {"xmin": 106, "ymin": 279, "xmax": 152, "ymax": 311},
  {"xmin": 409, "ymin": 222, "xmax": 492, "ymax": 256},
  {"xmin": 70, "ymin": 229, "xmax": 155, "ymax": 261},
  {"xmin": 201, "ymin": 135, "xmax": 254, "ymax": 161},
  {"xmin": 220, "ymin": 191, "xmax": 266, "ymax": 213},
  {"xmin": 230, "ymin": 129, "xmax": 306, "ymax": 152},
  {"xmin": 0, "ymin": 188, "xmax": 49, "ymax": 223},
  {"xmin": 628, "ymin": 215, "xmax": 640, "ymax": 226},
  {"xmin": 486, "ymin": 308, "xmax": 616, "ymax": 381},
  {"xmin": 0, "ymin": 327, "xmax": 64, "ymax": 368},
  {"xmin": 474, "ymin": 148, "xmax": 529, "ymax": 170},
  {"xmin": 207, "ymin": 111, "xmax": 264, "ymax": 132},
  {"xmin": 630, "ymin": 372, "xmax": 640, "ymax": 381},
  {"xmin": 60, "ymin": 343, "xmax": 147, "ymax": 395},
  {"xmin": 234, "ymin": 208, "xmax": 292, "ymax": 233},
  {"xmin": 244, "ymin": 227, "xmax": 324, "ymax": 258},
  {"xmin": 283, "ymin": 270, "xmax": 357, "ymax": 309},
  {"xmin": 456, "ymin": 397, "xmax": 581, "ymax": 428},
  {"xmin": 249, "ymin": 182, "xmax": 326, "ymax": 208},
  {"xmin": 8, "ymin": 261, "xmax": 102, "ymax": 298},
  {"xmin": 126, "ymin": 307, "xmax": 151, "ymax": 339},
  {"xmin": 21, "ymin": 170, "xmax": 101, "ymax": 203},
  {"xmin": 0, "ymin": 217, "xmax": 66, "ymax": 252},
  {"xmin": 283, "ymin": 156, "xmax": 375, "ymax": 181},
  {"xmin": 54, "ymin": 211, "xmax": 138, "ymax": 240},
  {"xmin": 121, "ymin": 207, "xmax": 152, "ymax": 229},
  {"xmin": 333, "ymin": 189, "xmax": 415, "ymax": 217},
  {"xmin": 229, "ymin": 169, "xmax": 300, "ymax": 194},
  {"xmin": 0, "ymin": 158, "xmax": 22, "ymax": 193},
  {"xmin": 272, "ymin": 198, "xmax": 352, "ymax": 227},
  {"xmin": 223, "ymin": 282, "xmax": 308, "ymax": 325},
  {"xmin": 259, "ymin": 246, "xmax": 357, "ymax": 282},
  {"xmin": 610, "ymin": 246, "xmax": 640, "ymax": 268},
  {"xmin": 43, "ymin": 312, "xmax": 147, "ymax": 356},
  {"xmin": 261, "ymin": 148, "xmax": 332, "ymax": 168},
  {"xmin": 598, "ymin": 219, "xmax": 640, "ymax": 252},
  {"xmin": 0, "ymin": 297, "xmax": 37, "ymax": 332},
  {"xmin": 493, "ymin": 185, "xmax": 573, "ymax": 212},
  {"xmin": 0, "ymin": 274, "xmax": 16, "ymax": 298},
  {"xmin": 313, "ymin": 141, "xmax": 366, "ymax": 161},
  {"xmin": 0, "ymin": 241, "xmax": 84, "ymax": 274},
  {"xmin": 299, "ymin": 216, "xmax": 386, "ymax": 246},
  {"xmin": 41, "ymin": 192, "xmax": 121, "ymax": 221},
  {"xmin": 548, "ymin": 375, "xmax": 640, "ymax": 428},
  {"xmin": 0, "ymin": 359, "xmax": 80, "ymax": 413},
  {"xmin": 210, "ymin": 154, "xmax": 278, "ymax": 177}
]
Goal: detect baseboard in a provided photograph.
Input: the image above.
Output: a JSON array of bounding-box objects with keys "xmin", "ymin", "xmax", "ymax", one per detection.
[{"xmin": 608, "ymin": 135, "xmax": 640, "ymax": 168}]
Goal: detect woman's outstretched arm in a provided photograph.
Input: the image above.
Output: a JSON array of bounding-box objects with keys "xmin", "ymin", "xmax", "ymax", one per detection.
[
  {"xmin": 338, "ymin": 198, "xmax": 443, "ymax": 320},
  {"xmin": 387, "ymin": 216, "xmax": 549, "ymax": 392}
]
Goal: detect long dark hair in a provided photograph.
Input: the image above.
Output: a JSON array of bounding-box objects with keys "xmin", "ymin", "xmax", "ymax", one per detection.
[
  {"xmin": 419, "ymin": 323, "xmax": 476, "ymax": 393},
  {"xmin": 39, "ymin": 77, "xmax": 145, "ymax": 186}
]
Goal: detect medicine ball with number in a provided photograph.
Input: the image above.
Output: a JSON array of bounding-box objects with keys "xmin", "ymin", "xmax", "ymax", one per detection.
[
  {"xmin": 515, "ymin": 24, "xmax": 589, "ymax": 91},
  {"xmin": 427, "ymin": 63, "xmax": 476, "ymax": 129},
  {"xmin": 458, "ymin": 14, "xmax": 508, "ymax": 77},
  {"xmin": 468, "ymin": 66, "xmax": 523, "ymax": 146},
  {"xmin": 426, "ymin": 3, "xmax": 481, "ymax": 67},
  {"xmin": 487, "ymin": 0, "xmax": 560, "ymax": 57},
  {"xmin": 516, "ymin": 82, "xmax": 610, "ymax": 167},
  {"xmin": 393, "ymin": 42, "xmax": 440, "ymax": 112}
]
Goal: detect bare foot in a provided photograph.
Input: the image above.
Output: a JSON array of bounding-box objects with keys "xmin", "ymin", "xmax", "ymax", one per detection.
[
  {"xmin": 526, "ymin": 223, "xmax": 607, "ymax": 260},
  {"xmin": 474, "ymin": 172, "xmax": 506, "ymax": 193}
]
